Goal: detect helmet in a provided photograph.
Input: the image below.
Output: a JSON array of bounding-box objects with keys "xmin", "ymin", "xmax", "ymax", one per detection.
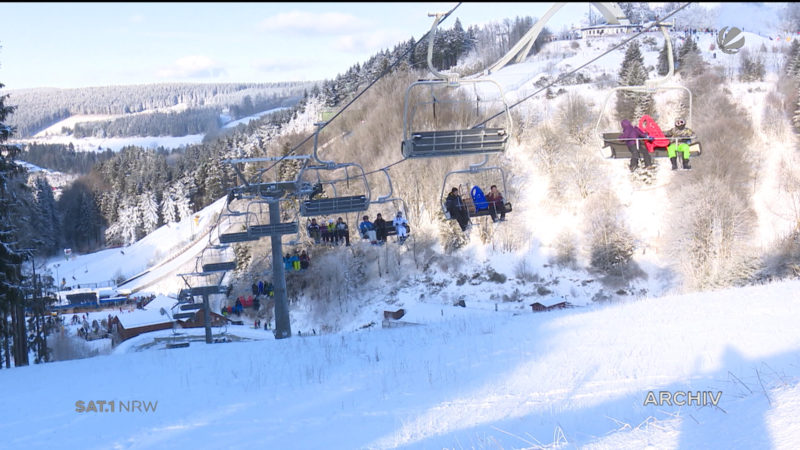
[
  {"xmin": 675, "ymin": 118, "xmax": 686, "ymax": 127},
  {"xmin": 396, "ymin": 211, "xmax": 403, "ymax": 216}
]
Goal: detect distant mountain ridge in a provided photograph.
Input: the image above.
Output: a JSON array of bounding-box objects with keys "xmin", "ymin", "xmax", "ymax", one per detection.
[{"xmin": 4, "ymin": 81, "xmax": 318, "ymax": 138}]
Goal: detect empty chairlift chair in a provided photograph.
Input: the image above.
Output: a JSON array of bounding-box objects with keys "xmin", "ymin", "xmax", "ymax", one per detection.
[
  {"xmin": 299, "ymin": 122, "xmax": 371, "ymax": 218},
  {"xmin": 401, "ymin": 13, "xmax": 512, "ymax": 159}
]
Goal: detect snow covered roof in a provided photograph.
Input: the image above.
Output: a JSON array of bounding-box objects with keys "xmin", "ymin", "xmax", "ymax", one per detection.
[{"xmin": 114, "ymin": 295, "xmax": 176, "ymax": 329}]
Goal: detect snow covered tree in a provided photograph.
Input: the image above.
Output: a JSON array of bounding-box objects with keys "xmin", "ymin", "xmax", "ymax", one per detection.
[
  {"xmin": 786, "ymin": 40, "xmax": 800, "ymax": 78},
  {"xmin": 792, "ymin": 83, "xmax": 800, "ymax": 130},
  {"xmin": 584, "ymin": 190, "xmax": 636, "ymax": 274},
  {"xmin": 30, "ymin": 175, "xmax": 60, "ymax": 254},
  {"xmin": 0, "ymin": 79, "xmax": 29, "ymax": 367},
  {"xmin": 277, "ymin": 141, "xmax": 301, "ymax": 182},
  {"xmin": 139, "ymin": 191, "xmax": 160, "ymax": 235},
  {"xmin": 618, "ymin": 2, "xmax": 655, "ymax": 24},
  {"xmin": 677, "ymin": 36, "xmax": 705, "ymax": 77},
  {"xmin": 657, "ymin": 39, "xmax": 676, "ymax": 76},
  {"xmin": 175, "ymin": 178, "xmax": 195, "ymax": 222},
  {"xmin": 739, "ymin": 49, "xmax": 766, "ymax": 82},
  {"xmin": 616, "ymin": 41, "xmax": 652, "ymax": 121},
  {"xmin": 113, "ymin": 198, "xmax": 141, "ymax": 246},
  {"xmin": 161, "ymin": 186, "xmax": 179, "ymax": 224}
]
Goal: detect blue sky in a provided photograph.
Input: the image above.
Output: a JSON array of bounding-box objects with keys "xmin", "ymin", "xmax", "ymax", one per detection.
[
  {"xmin": 0, "ymin": 2, "xmax": 783, "ymax": 90},
  {"xmin": 0, "ymin": 2, "xmax": 610, "ymax": 90}
]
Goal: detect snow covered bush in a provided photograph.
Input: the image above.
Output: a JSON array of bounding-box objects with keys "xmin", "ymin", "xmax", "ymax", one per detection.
[
  {"xmin": 556, "ymin": 92, "xmax": 594, "ymax": 146},
  {"xmin": 584, "ymin": 190, "xmax": 636, "ymax": 274},
  {"xmin": 551, "ymin": 229, "xmax": 578, "ymax": 269},
  {"xmin": 670, "ymin": 177, "xmax": 759, "ymax": 291},
  {"xmin": 739, "ymin": 49, "xmax": 766, "ymax": 82},
  {"xmin": 764, "ymin": 155, "xmax": 800, "ymax": 278}
]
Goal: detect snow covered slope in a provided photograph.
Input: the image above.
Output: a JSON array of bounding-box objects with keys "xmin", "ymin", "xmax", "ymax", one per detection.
[{"xmin": 1, "ymin": 279, "xmax": 799, "ymax": 449}]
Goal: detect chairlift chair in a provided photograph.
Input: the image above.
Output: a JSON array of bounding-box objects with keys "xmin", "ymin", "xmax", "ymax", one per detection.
[
  {"xmin": 196, "ymin": 245, "xmax": 236, "ymax": 274},
  {"xmin": 440, "ymin": 155, "xmax": 512, "ymax": 220},
  {"xmin": 370, "ymin": 168, "xmax": 411, "ymax": 239},
  {"xmin": 216, "ymin": 198, "xmax": 299, "ymax": 244},
  {"xmin": 595, "ymin": 23, "xmax": 702, "ymax": 160},
  {"xmin": 401, "ymin": 13, "xmax": 512, "ymax": 159},
  {"xmin": 299, "ymin": 122, "xmax": 371, "ymax": 217}
]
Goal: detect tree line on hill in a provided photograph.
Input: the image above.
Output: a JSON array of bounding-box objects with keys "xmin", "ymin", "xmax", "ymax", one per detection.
[{"xmin": 4, "ymin": 82, "xmax": 314, "ymax": 138}]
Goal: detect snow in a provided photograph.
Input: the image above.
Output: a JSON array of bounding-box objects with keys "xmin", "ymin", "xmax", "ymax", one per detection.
[
  {"xmin": 10, "ymin": 106, "xmax": 289, "ymax": 153},
  {"xmin": 46, "ymin": 195, "xmax": 227, "ymax": 292},
  {"xmin": 2, "ymin": 279, "xmax": 800, "ymax": 449},
  {"xmin": 221, "ymin": 106, "xmax": 290, "ymax": 129},
  {"xmin": 11, "ymin": 133, "xmax": 206, "ymax": 153},
  {"xmin": 114, "ymin": 295, "xmax": 177, "ymax": 328},
  {"xmin": 5, "ymin": 4, "xmax": 800, "ymax": 448}
]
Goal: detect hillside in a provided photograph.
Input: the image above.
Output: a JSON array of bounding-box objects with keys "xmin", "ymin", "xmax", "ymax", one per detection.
[{"xmin": 41, "ymin": 24, "xmax": 800, "ymax": 327}]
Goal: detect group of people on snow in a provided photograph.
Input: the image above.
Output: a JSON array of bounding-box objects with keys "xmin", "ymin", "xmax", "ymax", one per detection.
[
  {"xmin": 445, "ymin": 185, "xmax": 507, "ymax": 232},
  {"xmin": 620, "ymin": 118, "xmax": 695, "ymax": 172}
]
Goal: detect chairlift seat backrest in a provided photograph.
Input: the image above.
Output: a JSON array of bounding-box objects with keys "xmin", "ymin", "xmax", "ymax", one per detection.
[
  {"xmin": 173, "ymin": 312, "xmax": 197, "ymax": 320},
  {"xmin": 180, "ymin": 303, "xmax": 204, "ymax": 311},
  {"xmin": 219, "ymin": 222, "xmax": 299, "ymax": 243},
  {"xmin": 301, "ymin": 195, "xmax": 369, "ymax": 217},
  {"xmin": 201, "ymin": 261, "xmax": 237, "ymax": 273},
  {"xmin": 183, "ymin": 285, "xmax": 225, "ymax": 297},
  {"xmin": 402, "ymin": 128, "xmax": 508, "ymax": 158}
]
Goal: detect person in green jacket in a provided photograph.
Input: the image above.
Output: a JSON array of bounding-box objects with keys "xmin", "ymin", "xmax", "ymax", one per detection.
[{"xmin": 665, "ymin": 118, "xmax": 694, "ymax": 170}]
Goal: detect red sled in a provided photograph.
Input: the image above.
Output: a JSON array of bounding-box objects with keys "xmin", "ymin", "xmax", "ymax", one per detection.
[{"xmin": 638, "ymin": 115, "xmax": 669, "ymax": 153}]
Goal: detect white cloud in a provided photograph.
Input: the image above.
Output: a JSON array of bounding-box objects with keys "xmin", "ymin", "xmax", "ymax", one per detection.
[
  {"xmin": 251, "ymin": 56, "xmax": 316, "ymax": 73},
  {"xmin": 129, "ymin": 14, "xmax": 145, "ymax": 24},
  {"xmin": 258, "ymin": 10, "xmax": 370, "ymax": 35},
  {"xmin": 156, "ymin": 55, "xmax": 227, "ymax": 79},
  {"xmin": 331, "ymin": 29, "xmax": 408, "ymax": 53}
]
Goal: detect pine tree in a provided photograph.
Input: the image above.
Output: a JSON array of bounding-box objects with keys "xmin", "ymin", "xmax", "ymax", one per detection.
[
  {"xmin": 30, "ymin": 175, "xmax": 60, "ymax": 254},
  {"xmin": 176, "ymin": 178, "xmax": 195, "ymax": 222},
  {"xmin": 110, "ymin": 198, "xmax": 141, "ymax": 246},
  {"xmin": 616, "ymin": 41, "xmax": 652, "ymax": 121},
  {"xmin": 139, "ymin": 191, "xmax": 160, "ymax": 235},
  {"xmin": 0, "ymin": 80, "xmax": 29, "ymax": 367},
  {"xmin": 161, "ymin": 186, "xmax": 179, "ymax": 224},
  {"xmin": 657, "ymin": 39, "xmax": 675, "ymax": 76},
  {"xmin": 677, "ymin": 36, "xmax": 703, "ymax": 77},
  {"xmin": 792, "ymin": 82, "xmax": 800, "ymax": 130}
]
